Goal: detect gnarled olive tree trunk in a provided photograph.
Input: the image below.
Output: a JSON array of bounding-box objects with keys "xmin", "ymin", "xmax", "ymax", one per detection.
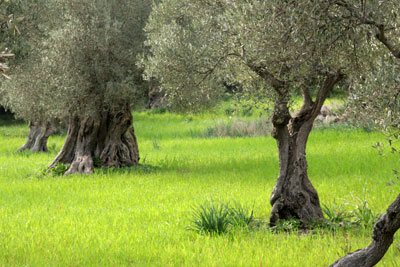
[
  {"xmin": 330, "ymin": 193, "xmax": 400, "ymax": 267},
  {"xmin": 19, "ymin": 120, "xmax": 56, "ymax": 152},
  {"xmin": 48, "ymin": 108, "xmax": 139, "ymax": 175},
  {"xmin": 269, "ymin": 72, "xmax": 343, "ymax": 226}
]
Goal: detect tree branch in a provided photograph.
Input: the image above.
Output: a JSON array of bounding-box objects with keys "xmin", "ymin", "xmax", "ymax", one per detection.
[
  {"xmin": 330, "ymin": 193, "xmax": 400, "ymax": 267},
  {"xmin": 245, "ymin": 62, "xmax": 288, "ymax": 96},
  {"xmin": 312, "ymin": 70, "xmax": 344, "ymax": 118},
  {"xmin": 0, "ymin": 52, "xmax": 14, "ymax": 79},
  {"xmin": 193, "ymin": 52, "xmax": 241, "ymax": 88},
  {"xmin": 301, "ymin": 80, "xmax": 314, "ymax": 109},
  {"xmin": 334, "ymin": 0, "xmax": 400, "ymax": 58},
  {"xmin": 375, "ymin": 26, "xmax": 400, "ymax": 59}
]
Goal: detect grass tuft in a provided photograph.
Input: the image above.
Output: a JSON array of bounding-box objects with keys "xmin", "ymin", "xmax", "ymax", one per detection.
[
  {"xmin": 188, "ymin": 201, "xmax": 255, "ymax": 235},
  {"xmin": 351, "ymin": 194, "xmax": 379, "ymax": 229},
  {"xmin": 230, "ymin": 202, "xmax": 255, "ymax": 228},
  {"xmin": 322, "ymin": 200, "xmax": 352, "ymax": 225},
  {"xmin": 188, "ymin": 202, "xmax": 231, "ymax": 235}
]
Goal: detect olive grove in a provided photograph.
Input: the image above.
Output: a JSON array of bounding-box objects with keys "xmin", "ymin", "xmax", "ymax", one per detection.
[{"xmin": 0, "ymin": 0, "xmax": 398, "ymax": 265}]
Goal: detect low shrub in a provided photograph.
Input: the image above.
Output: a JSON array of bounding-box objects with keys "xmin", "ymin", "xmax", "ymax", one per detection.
[{"xmin": 47, "ymin": 163, "xmax": 69, "ymax": 176}]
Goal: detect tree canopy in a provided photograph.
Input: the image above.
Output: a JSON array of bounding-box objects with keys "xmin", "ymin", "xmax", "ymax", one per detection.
[
  {"xmin": 143, "ymin": 0, "xmax": 367, "ymax": 110},
  {"xmin": 0, "ymin": 0, "xmax": 63, "ymax": 121},
  {"xmin": 332, "ymin": 0, "xmax": 400, "ymax": 134}
]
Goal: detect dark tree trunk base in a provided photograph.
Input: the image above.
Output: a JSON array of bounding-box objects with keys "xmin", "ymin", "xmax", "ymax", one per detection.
[
  {"xmin": 269, "ymin": 118, "xmax": 324, "ymax": 226},
  {"xmin": 19, "ymin": 120, "xmax": 56, "ymax": 152},
  {"xmin": 48, "ymin": 108, "xmax": 139, "ymax": 175},
  {"xmin": 330, "ymin": 194, "xmax": 400, "ymax": 267}
]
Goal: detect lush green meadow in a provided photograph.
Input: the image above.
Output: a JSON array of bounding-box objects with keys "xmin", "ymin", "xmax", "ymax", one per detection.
[{"xmin": 0, "ymin": 111, "xmax": 399, "ymax": 266}]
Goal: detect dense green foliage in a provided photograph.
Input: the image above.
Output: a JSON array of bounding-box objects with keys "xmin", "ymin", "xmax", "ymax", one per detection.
[
  {"xmin": 0, "ymin": 110, "xmax": 399, "ymax": 266},
  {"xmin": 0, "ymin": 0, "xmax": 63, "ymax": 120},
  {"xmin": 333, "ymin": 1, "xmax": 400, "ymax": 133},
  {"xmin": 47, "ymin": 0, "xmax": 151, "ymax": 117},
  {"xmin": 1, "ymin": 0, "xmax": 151, "ymax": 122},
  {"xmin": 0, "ymin": 0, "xmax": 399, "ymax": 265},
  {"xmin": 143, "ymin": 0, "xmax": 362, "ymax": 111}
]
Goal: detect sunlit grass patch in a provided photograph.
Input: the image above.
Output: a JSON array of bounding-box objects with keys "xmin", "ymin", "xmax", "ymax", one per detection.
[{"xmin": 0, "ymin": 109, "xmax": 399, "ymax": 266}]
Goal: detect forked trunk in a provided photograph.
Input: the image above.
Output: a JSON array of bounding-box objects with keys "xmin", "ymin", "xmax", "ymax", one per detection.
[
  {"xmin": 48, "ymin": 108, "xmax": 139, "ymax": 175},
  {"xmin": 330, "ymin": 194, "xmax": 400, "ymax": 267},
  {"xmin": 268, "ymin": 72, "xmax": 343, "ymax": 226},
  {"xmin": 269, "ymin": 103, "xmax": 323, "ymax": 226},
  {"xmin": 247, "ymin": 64, "xmax": 343, "ymax": 225},
  {"xmin": 19, "ymin": 120, "xmax": 56, "ymax": 152}
]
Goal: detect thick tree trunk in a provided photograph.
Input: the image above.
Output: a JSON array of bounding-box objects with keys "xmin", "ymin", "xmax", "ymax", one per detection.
[
  {"xmin": 246, "ymin": 62, "xmax": 343, "ymax": 226},
  {"xmin": 19, "ymin": 120, "xmax": 56, "ymax": 152},
  {"xmin": 330, "ymin": 193, "xmax": 400, "ymax": 267},
  {"xmin": 269, "ymin": 72, "xmax": 343, "ymax": 226},
  {"xmin": 269, "ymin": 100, "xmax": 324, "ymax": 226},
  {"xmin": 48, "ymin": 108, "xmax": 139, "ymax": 175}
]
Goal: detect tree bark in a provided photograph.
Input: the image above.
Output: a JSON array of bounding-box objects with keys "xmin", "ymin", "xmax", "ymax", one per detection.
[
  {"xmin": 19, "ymin": 120, "xmax": 56, "ymax": 152},
  {"xmin": 269, "ymin": 99, "xmax": 324, "ymax": 226},
  {"xmin": 48, "ymin": 108, "xmax": 139, "ymax": 175},
  {"xmin": 269, "ymin": 72, "xmax": 343, "ymax": 226},
  {"xmin": 330, "ymin": 193, "xmax": 400, "ymax": 267}
]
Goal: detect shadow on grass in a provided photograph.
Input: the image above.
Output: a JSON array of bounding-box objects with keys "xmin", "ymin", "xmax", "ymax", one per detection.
[
  {"xmin": 4, "ymin": 147, "xmax": 58, "ymax": 157},
  {"xmin": 5, "ymin": 149, "xmax": 37, "ymax": 158},
  {"xmin": 33, "ymin": 164, "xmax": 163, "ymax": 179}
]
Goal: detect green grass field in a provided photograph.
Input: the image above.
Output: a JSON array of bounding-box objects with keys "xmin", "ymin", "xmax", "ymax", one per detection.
[{"xmin": 0, "ymin": 110, "xmax": 399, "ymax": 266}]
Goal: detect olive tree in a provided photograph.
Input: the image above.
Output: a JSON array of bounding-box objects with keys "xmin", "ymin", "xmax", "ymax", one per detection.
[
  {"xmin": 143, "ymin": 0, "xmax": 360, "ymax": 225},
  {"xmin": 41, "ymin": 0, "xmax": 152, "ymax": 174},
  {"xmin": 0, "ymin": 0, "xmax": 61, "ymax": 152},
  {"xmin": 329, "ymin": 1, "xmax": 400, "ymax": 266},
  {"xmin": 1, "ymin": 62, "xmax": 59, "ymax": 152}
]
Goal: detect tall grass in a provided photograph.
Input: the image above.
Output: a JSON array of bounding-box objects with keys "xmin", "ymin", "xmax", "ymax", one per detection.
[{"xmin": 0, "ymin": 110, "xmax": 399, "ymax": 266}]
